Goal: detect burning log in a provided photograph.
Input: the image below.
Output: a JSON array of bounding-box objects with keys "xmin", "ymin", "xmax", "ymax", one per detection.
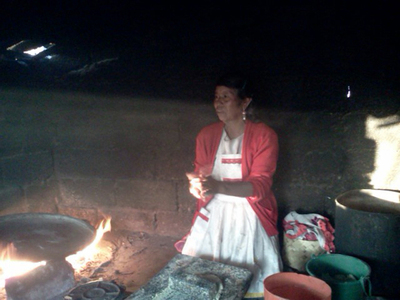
[{"xmin": 5, "ymin": 259, "xmax": 75, "ymax": 300}]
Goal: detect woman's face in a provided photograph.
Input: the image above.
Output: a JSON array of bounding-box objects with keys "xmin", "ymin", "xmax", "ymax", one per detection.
[{"xmin": 214, "ymin": 85, "xmax": 248, "ymax": 123}]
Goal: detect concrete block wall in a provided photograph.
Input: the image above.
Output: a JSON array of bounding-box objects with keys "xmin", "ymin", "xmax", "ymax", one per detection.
[{"xmin": 1, "ymin": 88, "xmax": 399, "ymax": 237}]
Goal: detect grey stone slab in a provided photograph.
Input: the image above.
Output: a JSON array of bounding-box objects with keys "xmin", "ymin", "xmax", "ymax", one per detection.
[
  {"xmin": 168, "ymin": 268, "xmax": 223, "ymax": 300},
  {"xmin": 127, "ymin": 254, "xmax": 252, "ymax": 300}
]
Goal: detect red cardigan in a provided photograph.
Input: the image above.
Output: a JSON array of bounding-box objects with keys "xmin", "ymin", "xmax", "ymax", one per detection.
[{"xmin": 193, "ymin": 120, "xmax": 279, "ymax": 236}]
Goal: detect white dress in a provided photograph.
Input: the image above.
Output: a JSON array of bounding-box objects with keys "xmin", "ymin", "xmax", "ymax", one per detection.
[{"xmin": 182, "ymin": 129, "xmax": 282, "ymax": 298}]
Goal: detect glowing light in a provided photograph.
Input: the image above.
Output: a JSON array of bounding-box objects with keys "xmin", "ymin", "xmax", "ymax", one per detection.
[
  {"xmin": 347, "ymin": 86, "xmax": 351, "ymax": 98},
  {"xmin": 0, "ymin": 243, "xmax": 45, "ymax": 288},
  {"xmin": 23, "ymin": 46, "xmax": 48, "ymax": 56},
  {"xmin": 365, "ymin": 114, "xmax": 400, "ymax": 189},
  {"xmin": 0, "ymin": 217, "xmax": 111, "ymax": 287},
  {"xmin": 66, "ymin": 217, "xmax": 112, "ymax": 272},
  {"xmin": 189, "ymin": 177, "xmax": 203, "ymax": 199}
]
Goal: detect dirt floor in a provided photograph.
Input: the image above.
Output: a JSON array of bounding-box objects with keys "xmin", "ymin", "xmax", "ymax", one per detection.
[
  {"xmin": 0, "ymin": 230, "xmax": 179, "ymax": 298},
  {"xmin": 0, "ymin": 230, "xmax": 396, "ymax": 300},
  {"xmin": 73, "ymin": 229, "xmax": 179, "ymax": 295}
]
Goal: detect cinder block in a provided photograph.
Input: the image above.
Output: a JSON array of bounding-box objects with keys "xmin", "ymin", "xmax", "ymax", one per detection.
[
  {"xmin": 301, "ymin": 148, "xmax": 347, "ymax": 182},
  {"xmin": 153, "ymin": 147, "xmax": 193, "ymax": 181},
  {"xmin": 1, "ymin": 151, "xmax": 53, "ymax": 185},
  {"xmin": 343, "ymin": 148, "xmax": 376, "ymax": 180},
  {"xmin": 0, "ymin": 121, "xmax": 26, "ymax": 156},
  {"xmin": 176, "ymin": 180, "xmax": 196, "ymax": 214},
  {"xmin": 24, "ymin": 180, "xmax": 60, "ymax": 213},
  {"xmin": 24, "ymin": 119, "xmax": 56, "ymax": 152},
  {"xmin": 154, "ymin": 211, "xmax": 193, "ymax": 237},
  {"xmin": 276, "ymin": 184, "xmax": 333, "ymax": 219},
  {"xmin": 2, "ymin": 89, "xmax": 399, "ymax": 240},
  {"xmin": 59, "ymin": 178, "xmax": 116, "ymax": 207},
  {"xmin": 57, "ymin": 205, "xmax": 100, "ymax": 227},
  {"xmin": 124, "ymin": 112, "xmax": 185, "ymax": 181},
  {"xmin": 55, "ymin": 149, "xmax": 151, "ymax": 179},
  {"xmin": 114, "ymin": 179, "xmax": 177, "ymax": 211},
  {"xmin": 0, "ymin": 184, "xmax": 27, "ymax": 214},
  {"xmin": 340, "ymin": 112, "xmax": 373, "ymax": 150},
  {"xmin": 56, "ymin": 108, "xmax": 128, "ymax": 151},
  {"xmin": 95, "ymin": 207, "xmax": 158, "ymax": 233}
]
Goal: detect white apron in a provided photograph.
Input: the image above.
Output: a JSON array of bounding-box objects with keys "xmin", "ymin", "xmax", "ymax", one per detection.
[{"xmin": 182, "ymin": 130, "xmax": 282, "ymax": 298}]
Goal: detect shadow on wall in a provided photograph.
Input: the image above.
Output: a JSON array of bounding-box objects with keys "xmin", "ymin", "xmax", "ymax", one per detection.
[
  {"xmin": 365, "ymin": 110, "xmax": 400, "ymax": 190},
  {"xmin": 269, "ymin": 109, "xmax": 377, "ymax": 227},
  {"xmin": 271, "ymin": 106, "xmax": 400, "ymax": 228}
]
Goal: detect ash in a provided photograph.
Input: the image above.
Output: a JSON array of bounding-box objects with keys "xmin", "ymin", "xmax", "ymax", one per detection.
[{"xmin": 76, "ymin": 230, "xmax": 178, "ymax": 293}]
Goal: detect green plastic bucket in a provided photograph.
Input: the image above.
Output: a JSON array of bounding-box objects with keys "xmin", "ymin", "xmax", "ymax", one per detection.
[{"xmin": 306, "ymin": 254, "xmax": 371, "ymax": 300}]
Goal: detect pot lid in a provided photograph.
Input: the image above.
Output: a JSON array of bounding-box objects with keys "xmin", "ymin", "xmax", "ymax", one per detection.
[
  {"xmin": 336, "ymin": 189, "xmax": 400, "ymax": 215},
  {"xmin": 0, "ymin": 213, "xmax": 96, "ymax": 262}
]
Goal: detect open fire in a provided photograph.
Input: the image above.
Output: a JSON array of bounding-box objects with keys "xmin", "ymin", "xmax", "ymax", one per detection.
[
  {"xmin": 0, "ymin": 216, "xmax": 112, "ymax": 289},
  {"xmin": 66, "ymin": 217, "xmax": 112, "ymax": 272},
  {"xmin": 0, "ymin": 243, "xmax": 45, "ymax": 288}
]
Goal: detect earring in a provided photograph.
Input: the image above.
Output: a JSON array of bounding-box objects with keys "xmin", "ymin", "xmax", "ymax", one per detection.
[{"xmin": 242, "ymin": 110, "xmax": 246, "ymax": 121}]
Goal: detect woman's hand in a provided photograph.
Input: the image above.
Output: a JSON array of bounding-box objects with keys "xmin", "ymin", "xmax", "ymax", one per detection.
[
  {"xmin": 186, "ymin": 172, "xmax": 218, "ymax": 201},
  {"xmin": 186, "ymin": 172, "xmax": 253, "ymax": 199},
  {"xmin": 186, "ymin": 172, "xmax": 204, "ymax": 200},
  {"xmin": 201, "ymin": 176, "xmax": 220, "ymax": 196}
]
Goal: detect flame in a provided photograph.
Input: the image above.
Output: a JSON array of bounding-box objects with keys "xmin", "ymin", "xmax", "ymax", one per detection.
[
  {"xmin": 0, "ymin": 217, "xmax": 111, "ymax": 287},
  {"xmin": 0, "ymin": 243, "xmax": 46, "ymax": 288},
  {"xmin": 66, "ymin": 216, "xmax": 112, "ymax": 271}
]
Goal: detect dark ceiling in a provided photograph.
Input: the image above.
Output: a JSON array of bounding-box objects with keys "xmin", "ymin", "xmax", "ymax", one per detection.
[{"xmin": 1, "ymin": 1, "xmax": 399, "ymax": 110}]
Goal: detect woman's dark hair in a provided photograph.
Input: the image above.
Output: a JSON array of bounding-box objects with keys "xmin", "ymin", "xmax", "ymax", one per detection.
[
  {"xmin": 215, "ymin": 71, "xmax": 259, "ymax": 121},
  {"xmin": 215, "ymin": 72, "xmax": 254, "ymax": 100}
]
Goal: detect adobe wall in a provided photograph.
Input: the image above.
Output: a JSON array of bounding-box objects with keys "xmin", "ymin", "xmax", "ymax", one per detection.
[{"xmin": 1, "ymin": 88, "xmax": 399, "ymax": 237}]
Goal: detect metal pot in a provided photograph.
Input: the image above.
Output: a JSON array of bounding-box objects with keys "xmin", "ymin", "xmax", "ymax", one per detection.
[
  {"xmin": 0, "ymin": 213, "xmax": 95, "ymax": 262},
  {"xmin": 335, "ymin": 189, "xmax": 400, "ymax": 298}
]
